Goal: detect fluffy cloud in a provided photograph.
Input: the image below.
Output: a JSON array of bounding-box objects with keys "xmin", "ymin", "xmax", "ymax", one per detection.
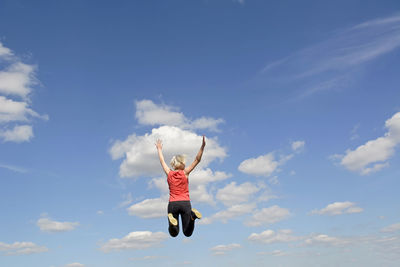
[
  {"xmin": 127, "ymin": 198, "xmax": 167, "ymax": 219},
  {"xmin": 135, "ymin": 100, "xmax": 224, "ymax": 132},
  {"xmin": 380, "ymin": 223, "xmax": 400, "ymax": 233},
  {"xmin": 189, "ymin": 168, "xmax": 231, "ymax": 205},
  {"xmin": 238, "ymin": 153, "xmax": 279, "ymax": 177},
  {"xmin": 216, "ymin": 182, "xmax": 260, "ymax": 206},
  {"xmin": 338, "ymin": 112, "xmax": 400, "ymax": 175},
  {"xmin": 100, "ymin": 231, "xmax": 168, "ymax": 252},
  {"xmin": 311, "ymin": 201, "xmax": 363, "ymax": 216},
  {"xmin": 248, "ymin": 229, "xmax": 301, "ymax": 244},
  {"xmin": 210, "ymin": 243, "xmax": 241, "ymax": 255},
  {"xmin": 37, "ymin": 216, "xmax": 79, "ymax": 233},
  {"xmin": 110, "ymin": 125, "xmax": 226, "ymax": 178},
  {"xmin": 238, "ymin": 141, "xmax": 304, "ymax": 178},
  {"xmin": 0, "ymin": 42, "xmax": 47, "ymax": 143},
  {"xmin": 245, "ymin": 205, "xmax": 290, "ymax": 226},
  {"xmin": 199, "ymin": 203, "xmax": 256, "ymax": 225},
  {"xmin": 0, "ymin": 124, "xmax": 33, "ymax": 143},
  {"xmin": 0, "ymin": 241, "xmax": 48, "ymax": 255}
]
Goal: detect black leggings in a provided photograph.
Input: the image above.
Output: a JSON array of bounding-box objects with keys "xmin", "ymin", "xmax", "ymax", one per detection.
[{"xmin": 168, "ymin": 201, "xmax": 195, "ymax": 237}]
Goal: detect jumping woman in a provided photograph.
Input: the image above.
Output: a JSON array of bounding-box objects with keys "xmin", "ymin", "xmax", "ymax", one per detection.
[{"xmin": 155, "ymin": 136, "xmax": 205, "ymax": 237}]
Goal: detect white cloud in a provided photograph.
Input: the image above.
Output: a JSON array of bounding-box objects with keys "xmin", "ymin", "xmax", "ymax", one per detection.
[
  {"xmin": 238, "ymin": 142, "xmax": 303, "ymax": 178},
  {"xmin": 238, "ymin": 153, "xmax": 279, "ymax": 177},
  {"xmin": 199, "ymin": 203, "xmax": 256, "ymax": 225},
  {"xmin": 303, "ymin": 234, "xmax": 350, "ymax": 247},
  {"xmin": 189, "ymin": 168, "xmax": 231, "ymax": 205},
  {"xmin": 0, "ymin": 96, "xmax": 42, "ymax": 123},
  {"xmin": 0, "ymin": 42, "xmax": 13, "ymax": 57},
  {"xmin": 37, "ymin": 216, "xmax": 79, "ymax": 233},
  {"xmin": 381, "ymin": 223, "xmax": 400, "ymax": 233},
  {"xmin": 135, "ymin": 99, "xmax": 224, "ymax": 132},
  {"xmin": 245, "ymin": 205, "xmax": 290, "ymax": 226},
  {"xmin": 311, "ymin": 201, "xmax": 363, "ymax": 216},
  {"xmin": 338, "ymin": 112, "xmax": 400, "ymax": 175},
  {"xmin": 0, "ymin": 241, "xmax": 48, "ymax": 255},
  {"xmin": 248, "ymin": 229, "xmax": 301, "ymax": 244},
  {"xmin": 216, "ymin": 181, "xmax": 260, "ymax": 206},
  {"xmin": 0, "ymin": 42, "xmax": 47, "ymax": 143},
  {"xmin": 0, "ymin": 62, "xmax": 36, "ymax": 98},
  {"xmin": 292, "ymin": 140, "xmax": 305, "ymax": 151},
  {"xmin": 210, "ymin": 243, "xmax": 241, "ymax": 255},
  {"xmin": 110, "ymin": 125, "xmax": 226, "ymax": 178},
  {"xmin": 100, "ymin": 231, "xmax": 168, "ymax": 252},
  {"xmin": 127, "ymin": 198, "xmax": 167, "ymax": 219},
  {"xmin": 0, "ymin": 124, "xmax": 33, "ymax": 143}
]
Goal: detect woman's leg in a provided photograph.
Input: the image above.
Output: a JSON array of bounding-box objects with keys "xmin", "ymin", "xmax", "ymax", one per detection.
[
  {"xmin": 167, "ymin": 202, "xmax": 179, "ymax": 237},
  {"xmin": 181, "ymin": 201, "xmax": 195, "ymax": 237}
]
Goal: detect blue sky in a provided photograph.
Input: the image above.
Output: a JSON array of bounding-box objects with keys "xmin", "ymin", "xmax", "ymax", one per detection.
[{"xmin": 1, "ymin": 0, "xmax": 400, "ymax": 266}]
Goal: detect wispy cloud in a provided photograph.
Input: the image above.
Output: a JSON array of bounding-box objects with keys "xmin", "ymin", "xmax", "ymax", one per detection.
[
  {"xmin": 0, "ymin": 162, "xmax": 28, "ymax": 173},
  {"xmin": 0, "ymin": 241, "xmax": 48, "ymax": 255},
  {"xmin": 260, "ymin": 13, "xmax": 400, "ymax": 98},
  {"xmin": 381, "ymin": 222, "xmax": 400, "ymax": 233},
  {"xmin": 311, "ymin": 201, "xmax": 363, "ymax": 216},
  {"xmin": 210, "ymin": 243, "xmax": 241, "ymax": 256}
]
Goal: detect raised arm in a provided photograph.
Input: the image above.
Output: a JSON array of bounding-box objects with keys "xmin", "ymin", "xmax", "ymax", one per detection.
[
  {"xmin": 155, "ymin": 139, "xmax": 171, "ymax": 175},
  {"xmin": 184, "ymin": 136, "xmax": 206, "ymax": 176}
]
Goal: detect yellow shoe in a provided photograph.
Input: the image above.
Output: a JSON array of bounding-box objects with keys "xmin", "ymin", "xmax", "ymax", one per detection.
[
  {"xmin": 191, "ymin": 208, "xmax": 202, "ymax": 220},
  {"xmin": 168, "ymin": 213, "xmax": 178, "ymax": 226}
]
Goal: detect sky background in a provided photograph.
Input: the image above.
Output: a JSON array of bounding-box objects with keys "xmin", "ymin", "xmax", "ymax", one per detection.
[{"xmin": 1, "ymin": 1, "xmax": 400, "ymax": 266}]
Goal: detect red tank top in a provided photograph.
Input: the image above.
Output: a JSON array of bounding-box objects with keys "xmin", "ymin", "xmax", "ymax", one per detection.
[{"xmin": 167, "ymin": 170, "xmax": 190, "ymax": 202}]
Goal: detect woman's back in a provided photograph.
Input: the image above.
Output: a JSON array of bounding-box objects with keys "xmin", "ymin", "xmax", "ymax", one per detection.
[{"xmin": 167, "ymin": 170, "xmax": 190, "ymax": 202}]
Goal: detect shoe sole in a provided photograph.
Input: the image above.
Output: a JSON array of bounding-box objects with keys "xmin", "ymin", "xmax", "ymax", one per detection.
[
  {"xmin": 192, "ymin": 208, "xmax": 202, "ymax": 219},
  {"xmin": 168, "ymin": 213, "xmax": 178, "ymax": 226}
]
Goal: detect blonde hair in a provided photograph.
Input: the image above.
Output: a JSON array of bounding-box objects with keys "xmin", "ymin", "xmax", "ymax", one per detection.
[{"xmin": 170, "ymin": 154, "xmax": 186, "ymax": 170}]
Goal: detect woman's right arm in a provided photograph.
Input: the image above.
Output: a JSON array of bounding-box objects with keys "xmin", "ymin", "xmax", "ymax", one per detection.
[{"xmin": 156, "ymin": 139, "xmax": 171, "ymax": 175}]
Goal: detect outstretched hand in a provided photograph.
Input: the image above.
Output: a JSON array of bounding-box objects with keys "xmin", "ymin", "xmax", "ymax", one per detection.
[
  {"xmin": 201, "ymin": 135, "xmax": 206, "ymax": 148},
  {"xmin": 155, "ymin": 139, "xmax": 163, "ymax": 150}
]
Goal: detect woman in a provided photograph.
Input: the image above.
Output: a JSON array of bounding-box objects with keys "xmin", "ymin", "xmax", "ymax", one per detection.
[{"xmin": 155, "ymin": 136, "xmax": 205, "ymax": 237}]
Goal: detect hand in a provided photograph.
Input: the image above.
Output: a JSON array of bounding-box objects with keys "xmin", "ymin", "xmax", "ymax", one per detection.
[
  {"xmin": 155, "ymin": 139, "xmax": 163, "ymax": 150},
  {"xmin": 201, "ymin": 135, "xmax": 206, "ymax": 147}
]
